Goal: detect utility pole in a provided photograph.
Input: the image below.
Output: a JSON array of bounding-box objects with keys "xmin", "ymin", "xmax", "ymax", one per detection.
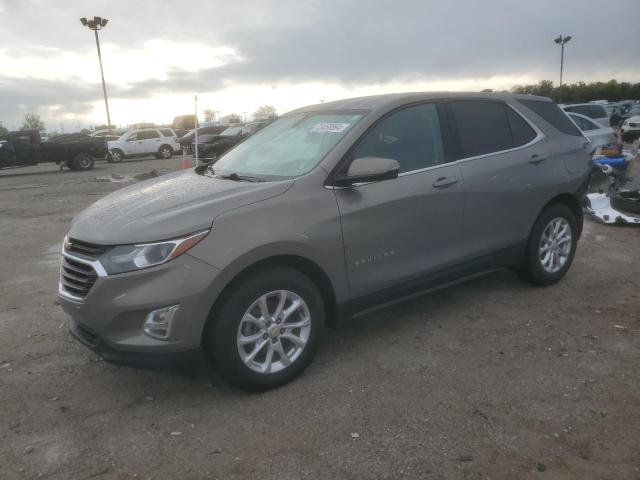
[
  {"xmin": 81, "ymin": 16, "xmax": 112, "ymax": 132},
  {"xmin": 554, "ymin": 35, "xmax": 572, "ymax": 103}
]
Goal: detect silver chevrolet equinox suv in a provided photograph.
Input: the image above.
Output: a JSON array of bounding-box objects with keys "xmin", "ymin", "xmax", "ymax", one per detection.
[{"xmin": 59, "ymin": 93, "xmax": 591, "ymax": 390}]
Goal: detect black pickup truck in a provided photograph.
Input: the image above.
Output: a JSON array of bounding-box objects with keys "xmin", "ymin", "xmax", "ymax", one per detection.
[{"xmin": 0, "ymin": 130, "xmax": 108, "ymax": 171}]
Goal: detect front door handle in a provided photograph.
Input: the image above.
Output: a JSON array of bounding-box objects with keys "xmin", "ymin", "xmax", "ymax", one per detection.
[
  {"xmin": 432, "ymin": 177, "xmax": 458, "ymax": 188},
  {"xmin": 528, "ymin": 154, "xmax": 547, "ymax": 165}
]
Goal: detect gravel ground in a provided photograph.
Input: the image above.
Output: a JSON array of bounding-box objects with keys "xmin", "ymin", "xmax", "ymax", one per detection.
[{"xmin": 0, "ymin": 156, "xmax": 639, "ymax": 479}]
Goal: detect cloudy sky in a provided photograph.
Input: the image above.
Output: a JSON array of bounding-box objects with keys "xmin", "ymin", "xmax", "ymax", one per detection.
[{"xmin": 1, "ymin": 0, "xmax": 638, "ymax": 131}]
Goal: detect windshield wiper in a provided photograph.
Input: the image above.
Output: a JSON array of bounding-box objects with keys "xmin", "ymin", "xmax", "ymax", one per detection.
[{"xmin": 214, "ymin": 172, "xmax": 265, "ymax": 182}]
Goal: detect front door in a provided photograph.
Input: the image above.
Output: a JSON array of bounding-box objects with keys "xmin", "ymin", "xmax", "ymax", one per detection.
[{"xmin": 333, "ymin": 103, "xmax": 464, "ymax": 299}]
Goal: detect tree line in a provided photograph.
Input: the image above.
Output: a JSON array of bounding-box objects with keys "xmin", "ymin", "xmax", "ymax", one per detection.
[{"xmin": 511, "ymin": 79, "xmax": 640, "ymax": 104}]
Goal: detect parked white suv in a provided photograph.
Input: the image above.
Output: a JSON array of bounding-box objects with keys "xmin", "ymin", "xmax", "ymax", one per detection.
[
  {"xmin": 620, "ymin": 116, "xmax": 640, "ymax": 143},
  {"xmin": 108, "ymin": 128, "xmax": 179, "ymax": 162}
]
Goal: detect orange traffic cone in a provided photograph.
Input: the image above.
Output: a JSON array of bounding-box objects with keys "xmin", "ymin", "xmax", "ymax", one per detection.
[{"xmin": 181, "ymin": 147, "xmax": 190, "ymax": 169}]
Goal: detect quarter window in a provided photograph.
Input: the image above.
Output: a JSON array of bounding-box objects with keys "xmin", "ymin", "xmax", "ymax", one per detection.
[
  {"xmin": 349, "ymin": 103, "xmax": 445, "ymax": 173},
  {"xmin": 160, "ymin": 129, "xmax": 174, "ymax": 137},
  {"xmin": 518, "ymin": 99, "xmax": 583, "ymax": 137},
  {"xmin": 505, "ymin": 106, "xmax": 537, "ymax": 146}
]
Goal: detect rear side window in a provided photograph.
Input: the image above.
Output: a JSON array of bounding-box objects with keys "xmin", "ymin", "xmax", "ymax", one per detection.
[
  {"xmin": 564, "ymin": 105, "xmax": 607, "ymax": 119},
  {"xmin": 138, "ymin": 130, "xmax": 160, "ymax": 140},
  {"xmin": 449, "ymin": 101, "xmax": 513, "ymax": 158},
  {"xmin": 349, "ymin": 103, "xmax": 445, "ymax": 173},
  {"xmin": 160, "ymin": 129, "xmax": 174, "ymax": 137},
  {"xmin": 569, "ymin": 114, "xmax": 597, "ymax": 131},
  {"xmin": 518, "ymin": 99, "xmax": 582, "ymax": 136}
]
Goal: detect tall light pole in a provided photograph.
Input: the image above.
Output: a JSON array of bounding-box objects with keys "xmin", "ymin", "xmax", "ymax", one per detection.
[
  {"xmin": 81, "ymin": 16, "xmax": 112, "ymax": 132},
  {"xmin": 554, "ymin": 35, "xmax": 572, "ymax": 103}
]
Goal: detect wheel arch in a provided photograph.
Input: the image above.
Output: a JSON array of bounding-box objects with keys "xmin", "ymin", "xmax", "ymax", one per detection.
[
  {"xmin": 202, "ymin": 254, "xmax": 339, "ymax": 345},
  {"xmin": 536, "ymin": 192, "xmax": 584, "ymax": 238}
]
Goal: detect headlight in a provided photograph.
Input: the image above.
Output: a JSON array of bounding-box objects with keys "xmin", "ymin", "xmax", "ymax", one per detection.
[{"xmin": 100, "ymin": 230, "xmax": 209, "ymax": 274}]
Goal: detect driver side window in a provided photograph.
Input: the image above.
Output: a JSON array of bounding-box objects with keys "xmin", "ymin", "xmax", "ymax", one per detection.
[{"xmin": 348, "ymin": 103, "xmax": 445, "ymax": 173}]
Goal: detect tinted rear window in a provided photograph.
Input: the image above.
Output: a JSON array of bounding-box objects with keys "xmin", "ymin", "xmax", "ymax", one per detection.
[
  {"xmin": 518, "ymin": 99, "xmax": 582, "ymax": 136},
  {"xmin": 160, "ymin": 129, "xmax": 174, "ymax": 137},
  {"xmin": 450, "ymin": 101, "xmax": 527, "ymax": 158}
]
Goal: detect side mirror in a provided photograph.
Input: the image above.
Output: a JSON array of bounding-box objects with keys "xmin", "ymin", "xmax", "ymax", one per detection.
[{"xmin": 332, "ymin": 157, "xmax": 400, "ymax": 187}]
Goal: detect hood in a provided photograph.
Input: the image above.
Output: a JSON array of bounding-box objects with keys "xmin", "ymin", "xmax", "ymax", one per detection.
[
  {"xmin": 625, "ymin": 115, "xmax": 640, "ymax": 123},
  {"xmin": 68, "ymin": 169, "xmax": 293, "ymax": 245}
]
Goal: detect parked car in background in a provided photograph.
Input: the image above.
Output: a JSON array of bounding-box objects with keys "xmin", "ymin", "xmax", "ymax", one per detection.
[
  {"xmin": 561, "ymin": 103, "xmax": 610, "ymax": 127},
  {"xmin": 177, "ymin": 125, "xmax": 230, "ymax": 152},
  {"xmin": 620, "ymin": 115, "xmax": 640, "ymax": 142},
  {"xmin": 617, "ymin": 105, "xmax": 640, "ymax": 129},
  {"xmin": 0, "ymin": 130, "xmax": 107, "ymax": 171},
  {"xmin": 59, "ymin": 92, "xmax": 590, "ymax": 390},
  {"xmin": 107, "ymin": 128, "xmax": 179, "ymax": 162},
  {"xmin": 92, "ymin": 128, "xmax": 128, "ymax": 142},
  {"xmin": 192, "ymin": 125, "xmax": 245, "ymax": 160},
  {"xmin": 567, "ymin": 112, "xmax": 619, "ymax": 152}
]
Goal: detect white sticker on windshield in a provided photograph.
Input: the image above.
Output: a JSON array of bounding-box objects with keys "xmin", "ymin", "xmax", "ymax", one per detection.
[{"xmin": 310, "ymin": 122, "xmax": 350, "ymax": 133}]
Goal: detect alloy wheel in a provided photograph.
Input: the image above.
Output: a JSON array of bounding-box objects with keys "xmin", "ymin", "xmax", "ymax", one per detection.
[
  {"xmin": 236, "ymin": 290, "xmax": 311, "ymax": 374},
  {"xmin": 539, "ymin": 217, "xmax": 572, "ymax": 273}
]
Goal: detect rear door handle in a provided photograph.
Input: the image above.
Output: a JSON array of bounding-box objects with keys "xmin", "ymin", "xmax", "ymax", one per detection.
[
  {"xmin": 432, "ymin": 177, "xmax": 458, "ymax": 188},
  {"xmin": 528, "ymin": 154, "xmax": 547, "ymax": 165}
]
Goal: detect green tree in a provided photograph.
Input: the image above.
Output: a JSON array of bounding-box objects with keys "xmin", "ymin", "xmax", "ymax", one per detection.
[
  {"xmin": 0, "ymin": 121, "xmax": 8, "ymax": 136},
  {"xmin": 203, "ymin": 109, "xmax": 216, "ymax": 123},
  {"xmin": 225, "ymin": 113, "xmax": 242, "ymax": 124},
  {"xmin": 253, "ymin": 105, "xmax": 278, "ymax": 121},
  {"xmin": 21, "ymin": 113, "xmax": 46, "ymax": 132}
]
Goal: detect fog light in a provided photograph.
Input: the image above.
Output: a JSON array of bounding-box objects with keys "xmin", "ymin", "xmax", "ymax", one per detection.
[{"xmin": 143, "ymin": 305, "xmax": 179, "ymax": 339}]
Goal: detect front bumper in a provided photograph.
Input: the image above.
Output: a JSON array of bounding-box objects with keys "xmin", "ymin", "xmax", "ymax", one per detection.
[
  {"xmin": 59, "ymin": 252, "xmax": 221, "ymax": 370},
  {"xmin": 69, "ymin": 319, "xmax": 206, "ymax": 372}
]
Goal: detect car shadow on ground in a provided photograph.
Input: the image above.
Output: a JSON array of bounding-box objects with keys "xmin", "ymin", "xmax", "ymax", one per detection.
[{"xmin": 72, "ymin": 268, "xmax": 520, "ymax": 399}]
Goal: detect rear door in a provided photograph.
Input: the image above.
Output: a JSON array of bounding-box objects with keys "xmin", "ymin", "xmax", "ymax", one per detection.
[
  {"xmin": 334, "ymin": 102, "xmax": 464, "ymax": 298},
  {"xmin": 137, "ymin": 129, "xmax": 162, "ymax": 154},
  {"xmin": 445, "ymin": 100, "xmax": 545, "ymax": 260}
]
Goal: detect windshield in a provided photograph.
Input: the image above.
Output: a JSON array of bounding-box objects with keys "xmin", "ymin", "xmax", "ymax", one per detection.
[
  {"xmin": 220, "ymin": 126, "xmax": 242, "ymax": 136},
  {"xmin": 212, "ymin": 112, "xmax": 364, "ymax": 179}
]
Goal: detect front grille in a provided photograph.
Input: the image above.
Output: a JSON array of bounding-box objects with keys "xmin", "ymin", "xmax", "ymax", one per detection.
[
  {"xmin": 629, "ymin": 122, "xmax": 639, "ymax": 128},
  {"xmin": 66, "ymin": 238, "xmax": 108, "ymax": 259},
  {"xmin": 61, "ymin": 256, "xmax": 98, "ymax": 298}
]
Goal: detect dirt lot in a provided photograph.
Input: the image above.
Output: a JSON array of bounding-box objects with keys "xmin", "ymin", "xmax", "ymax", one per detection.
[{"xmin": 0, "ymin": 157, "xmax": 639, "ymax": 479}]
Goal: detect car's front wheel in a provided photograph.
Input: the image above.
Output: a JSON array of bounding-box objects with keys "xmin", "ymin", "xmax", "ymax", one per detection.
[
  {"xmin": 205, "ymin": 267, "xmax": 325, "ymax": 391},
  {"xmin": 520, "ymin": 203, "xmax": 578, "ymax": 286}
]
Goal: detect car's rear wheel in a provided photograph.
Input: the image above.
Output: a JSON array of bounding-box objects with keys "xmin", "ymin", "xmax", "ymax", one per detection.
[
  {"xmin": 73, "ymin": 152, "xmax": 94, "ymax": 171},
  {"xmin": 109, "ymin": 149, "xmax": 124, "ymax": 163},
  {"xmin": 520, "ymin": 203, "xmax": 578, "ymax": 286},
  {"xmin": 158, "ymin": 145, "xmax": 173, "ymax": 159},
  {"xmin": 205, "ymin": 267, "xmax": 325, "ymax": 391}
]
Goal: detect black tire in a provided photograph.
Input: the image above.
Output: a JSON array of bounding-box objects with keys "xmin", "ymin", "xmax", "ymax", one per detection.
[
  {"xmin": 72, "ymin": 152, "xmax": 94, "ymax": 171},
  {"xmin": 519, "ymin": 203, "xmax": 578, "ymax": 286},
  {"xmin": 611, "ymin": 192, "xmax": 640, "ymax": 214},
  {"xmin": 65, "ymin": 159, "xmax": 77, "ymax": 171},
  {"xmin": 109, "ymin": 149, "xmax": 124, "ymax": 163},
  {"xmin": 205, "ymin": 267, "xmax": 325, "ymax": 391},
  {"xmin": 158, "ymin": 145, "xmax": 173, "ymax": 159}
]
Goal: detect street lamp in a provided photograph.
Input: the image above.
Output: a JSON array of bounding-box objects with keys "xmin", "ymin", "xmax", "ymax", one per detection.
[
  {"xmin": 80, "ymin": 16, "xmax": 112, "ymax": 132},
  {"xmin": 554, "ymin": 35, "xmax": 572, "ymax": 103}
]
